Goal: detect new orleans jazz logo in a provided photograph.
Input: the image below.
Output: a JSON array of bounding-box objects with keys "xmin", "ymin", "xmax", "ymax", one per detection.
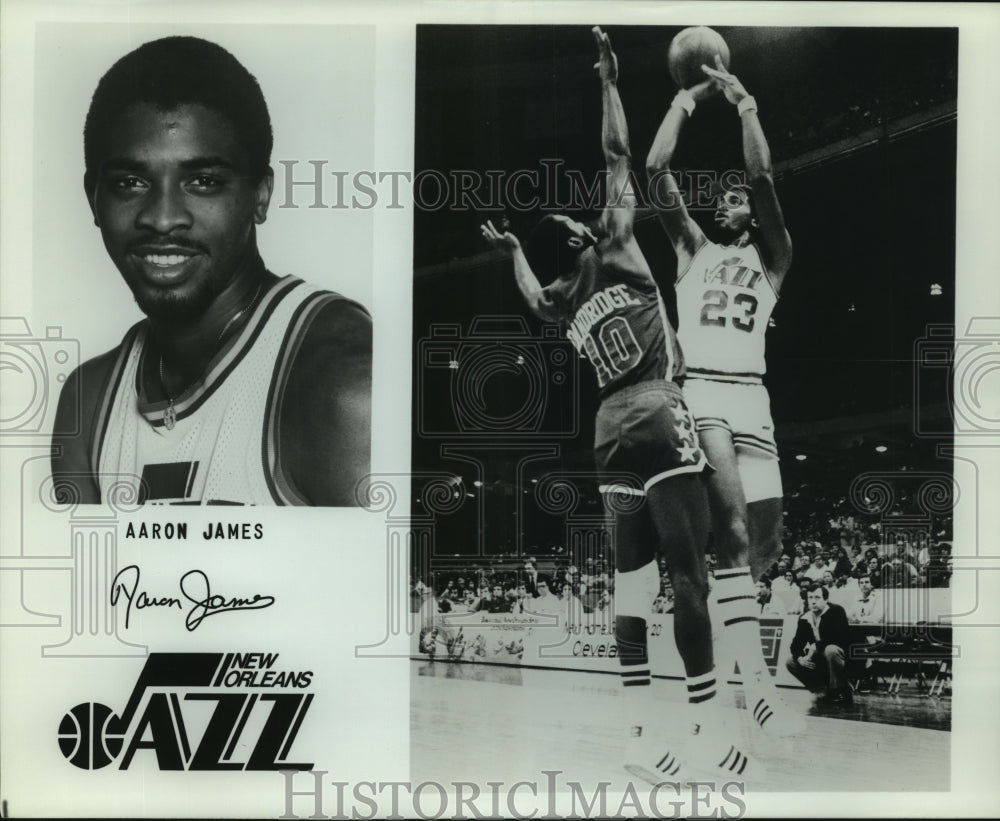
[{"xmin": 57, "ymin": 652, "xmax": 314, "ymax": 770}]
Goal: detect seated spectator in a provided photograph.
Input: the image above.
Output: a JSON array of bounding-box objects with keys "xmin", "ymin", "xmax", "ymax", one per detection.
[
  {"xmin": 772, "ymin": 568, "xmax": 795, "ymax": 601},
  {"xmin": 521, "ymin": 575, "xmax": 565, "ymax": 617},
  {"xmin": 916, "ymin": 542, "xmax": 931, "ymax": 574},
  {"xmin": 792, "ymin": 545, "xmax": 810, "ymax": 573},
  {"xmin": 881, "ymin": 554, "xmax": 920, "ymax": 589},
  {"xmin": 769, "ymin": 555, "xmax": 792, "ymax": 583},
  {"xmin": 478, "ymin": 584, "xmax": 511, "ymax": 614},
  {"xmin": 865, "ymin": 556, "xmax": 882, "ymax": 587},
  {"xmin": 849, "ymin": 545, "xmax": 867, "ymax": 570},
  {"xmin": 785, "ymin": 584, "xmax": 853, "ymax": 705},
  {"xmin": 756, "ymin": 578, "xmax": 784, "ymax": 616},
  {"xmin": 510, "ymin": 583, "xmax": 530, "ymax": 612},
  {"xmin": 803, "ymin": 554, "xmax": 829, "ymax": 583},
  {"xmin": 783, "ymin": 579, "xmax": 806, "ymax": 615},
  {"xmin": 458, "ymin": 588, "xmax": 478, "ymax": 611},
  {"xmin": 826, "ymin": 572, "xmax": 855, "ymax": 608},
  {"xmin": 848, "ymin": 574, "xmax": 882, "ymax": 624},
  {"xmin": 926, "ymin": 542, "xmax": 952, "ymax": 588},
  {"xmin": 563, "ymin": 582, "xmax": 588, "ymax": 622},
  {"xmin": 895, "ymin": 540, "xmax": 919, "ymax": 565},
  {"xmin": 831, "ymin": 547, "xmax": 853, "ymax": 579}
]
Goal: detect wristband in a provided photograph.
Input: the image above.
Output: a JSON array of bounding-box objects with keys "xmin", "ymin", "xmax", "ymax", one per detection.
[
  {"xmin": 737, "ymin": 95, "xmax": 758, "ymax": 116},
  {"xmin": 671, "ymin": 90, "xmax": 696, "ymax": 116}
]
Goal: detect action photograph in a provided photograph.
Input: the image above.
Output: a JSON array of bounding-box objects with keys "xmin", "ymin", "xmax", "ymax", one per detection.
[{"xmin": 410, "ymin": 24, "xmax": 956, "ymax": 798}]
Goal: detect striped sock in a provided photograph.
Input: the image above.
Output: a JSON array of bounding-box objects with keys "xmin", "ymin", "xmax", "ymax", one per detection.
[
  {"xmin": 686, "ymin": 669, "xmax": 717, "ymax": 705},
  {"xmin": 617, "ymin": 615, "xmax": 651, "ymax": 729},
  {"xmin": 713, "ymin": 566, "xmax": 767, "ymax": 680}
]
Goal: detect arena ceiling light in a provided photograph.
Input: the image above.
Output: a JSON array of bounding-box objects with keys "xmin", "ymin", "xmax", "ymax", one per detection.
[
  {"xmin": 795, "ymin": 454, "xmax": 808, "ymax": 461},
  {"xmin": 875, "ymin": 445, "xmax": 888, "ymax": 453}
]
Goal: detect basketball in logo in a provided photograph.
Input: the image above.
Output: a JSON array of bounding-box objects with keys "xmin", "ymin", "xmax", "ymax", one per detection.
[{"xmin": 58, "ymin": 702, "xmax": 124, "ymax": 769}]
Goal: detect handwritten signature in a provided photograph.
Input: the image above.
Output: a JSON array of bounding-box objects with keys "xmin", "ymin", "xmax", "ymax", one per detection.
[{"xmin": 110, "ymin": 564, "xmax": 276, "ymax": 631}]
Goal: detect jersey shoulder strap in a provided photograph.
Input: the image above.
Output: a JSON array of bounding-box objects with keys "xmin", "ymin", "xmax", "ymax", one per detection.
[
  {"xmin": 89, "ymin": 321, "xmax": 146, "ymax": 476},
  {"xmin": 263, "ymin": 288, "xmax": 363, "ymax": 505}
]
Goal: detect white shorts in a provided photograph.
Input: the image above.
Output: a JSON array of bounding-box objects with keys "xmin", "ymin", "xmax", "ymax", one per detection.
[{"xmin": 683, "ymin": 378, "xmax": 782, "ymax": 503}]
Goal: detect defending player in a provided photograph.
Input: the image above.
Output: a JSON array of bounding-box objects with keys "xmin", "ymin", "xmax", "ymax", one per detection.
[
  {"xmin": 482, "ymin": 28, "xmax": 758, "ymax": 781},
  {"xmin": 646, "ymin": 55, "xmax": 803, "ymax": 734}
]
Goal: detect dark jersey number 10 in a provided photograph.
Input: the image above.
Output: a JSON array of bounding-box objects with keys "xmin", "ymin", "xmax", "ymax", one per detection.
[
  {"xmin": 581, "ymin": 316, "xmax": 644, "ymax": 388},
  {"xmin": 699, "ymin": 289, "xmax": 758, "ymax": 332}
]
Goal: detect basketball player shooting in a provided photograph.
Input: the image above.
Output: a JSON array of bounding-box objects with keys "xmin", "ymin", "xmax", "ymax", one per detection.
[
  {"xmin": 481, "ymin": 27, "xmax": 759, "ymax": 781},
  {"xmin": 647, "ymin": 49, "xmax": 803, "ymax": 735},
  {"xmin": 49, "ymin": 37, "xmax": 371, "ymax": 506}
]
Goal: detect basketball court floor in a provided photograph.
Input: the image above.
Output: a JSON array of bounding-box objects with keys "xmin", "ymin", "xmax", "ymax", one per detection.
[{"xmin": 411, "ymin": 660, "xmax": 950, "ymax": 792}]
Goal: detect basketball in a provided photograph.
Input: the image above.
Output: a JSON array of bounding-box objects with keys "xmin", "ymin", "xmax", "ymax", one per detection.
[
  {"xmin": 668, "ymin": 26, "xmax": 730, "ymax": 89},
  {"xmin": 58, "ymin": 702, "xmax": 122, "ymax": 770}
]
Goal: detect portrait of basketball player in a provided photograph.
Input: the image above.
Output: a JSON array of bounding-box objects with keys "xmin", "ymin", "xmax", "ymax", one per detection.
[{"xmin": 49, "ymin": 36, "xmax": 372, "ymax": 506}]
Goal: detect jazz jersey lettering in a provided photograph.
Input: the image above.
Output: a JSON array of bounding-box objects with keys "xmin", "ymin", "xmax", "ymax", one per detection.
[
  {"xmin": 93, "ymin": 276, "xmax": 354, "ymax": 505},
  {"xmin": 541, "ymin": 240, "xmax": 683, "ymax": 396},
  {"xmin": 675, "ymin": 241, "xmax": 778, "ymax": 381}
]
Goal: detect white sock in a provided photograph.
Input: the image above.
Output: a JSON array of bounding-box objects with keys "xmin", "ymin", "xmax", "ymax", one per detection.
[{"xmin": 712, "ymin": 566, "xmax": 771, "ymax": 683}]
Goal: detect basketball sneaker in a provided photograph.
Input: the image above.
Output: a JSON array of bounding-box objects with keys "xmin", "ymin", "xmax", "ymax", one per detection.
[
  {"xmin": 623, "ymin": 726, "xmax": 686, "ymax": 786},
  {"xmin": 685, "ymin": 718, "xmax": 765, "ymax": 781},
  {"xmin": 744, "ymin": 671, "xmax": 806, "ymax": 737}
]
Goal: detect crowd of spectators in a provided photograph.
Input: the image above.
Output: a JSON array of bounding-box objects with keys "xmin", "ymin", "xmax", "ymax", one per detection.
[
  {"xmin": 413, "ymin": 465, "xmax": 953, "ymax": 627},
  {"xmin": 413, "ymin": 556, "xmax": 616, "ymax": 620},
  {"xmin": 413, "ymin": 535, "xmax": 950, "ymax": 629}
]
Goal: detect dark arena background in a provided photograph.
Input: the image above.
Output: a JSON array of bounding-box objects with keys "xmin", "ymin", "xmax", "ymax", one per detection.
[{"xmin": 410, "ymin": 25, "xmax": 956, "ymax": 791}]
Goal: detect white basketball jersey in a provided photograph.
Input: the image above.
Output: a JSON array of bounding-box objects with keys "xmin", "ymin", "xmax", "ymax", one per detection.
[
  {"xmin": 94, "ymin": 276, "xmax": 345, "ymax": 505},
  {"xmin": 675, "ymin": 241, "xmax": 778, "ymax": 382}
]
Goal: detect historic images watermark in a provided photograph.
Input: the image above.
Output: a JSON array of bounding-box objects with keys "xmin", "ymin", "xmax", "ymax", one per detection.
[
  {"xmin": 276, "ymin": 160, "xmax": 748, "ymax": 213},
  {"xmin": 278, "ymin": 770, "xmax": 747, "ymax": 820}
]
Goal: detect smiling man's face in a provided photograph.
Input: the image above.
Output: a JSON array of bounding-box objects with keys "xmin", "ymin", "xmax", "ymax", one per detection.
[{"xmin": 87, "ymin": 102, "xmax": 271, "ymax": 322}]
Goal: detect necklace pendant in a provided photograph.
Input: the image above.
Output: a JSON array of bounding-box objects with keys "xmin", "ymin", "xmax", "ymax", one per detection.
[{"xmin": 164, "ymin": 399, "xmax": 176, "ymax": 431}]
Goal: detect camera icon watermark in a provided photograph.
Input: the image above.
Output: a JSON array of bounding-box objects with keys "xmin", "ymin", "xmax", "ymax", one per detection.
[
  {"xmin": 0, "ymin": 317, "xmax": 79, "ymax": 437},
  {"xmin": 417, "ymin": 317, "xmax": 579, "ymax": 439},
  {"xmin": 915, "ymin": 318, "xmax": 1000, "ymax": 437}
]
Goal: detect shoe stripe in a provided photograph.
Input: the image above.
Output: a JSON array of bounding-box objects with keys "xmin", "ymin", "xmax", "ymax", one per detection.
[
  {"xmin": 736, "ymin": 752, "xmax": 748, "ymax": 775},
  {"xmin": 753, "ymin": 698, "xmax": 766, "ymax": 719},
  {"xmin": 623, "ymin": 679, "xmax": 650, "ymax": 687},
  {"xmin": 757, "ymin": 709, "xmax": 773, "ymax": 727},
  {"xmin": 621, "ymin": 669, "xmax": 650, "ymax": 677},
  {"xmin": 719, "ymin": 745, "xmax": 736, "ymax": 769},
  {"xmin": 687, "ymin": 679, "xmax": 716, "ymax": 692},
  {"xmin": 689, "ymin": 690, "xmax": 716, "ymax": 704},
  {"xmin": 656, "ymin": 753, "xmax": 678, "ymax": 774}
]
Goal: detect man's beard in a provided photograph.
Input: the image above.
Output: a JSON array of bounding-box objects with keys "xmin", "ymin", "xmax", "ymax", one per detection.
[{"xmin": 132, "ymin": 278, "xmax": 218, "ymax": 323}]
